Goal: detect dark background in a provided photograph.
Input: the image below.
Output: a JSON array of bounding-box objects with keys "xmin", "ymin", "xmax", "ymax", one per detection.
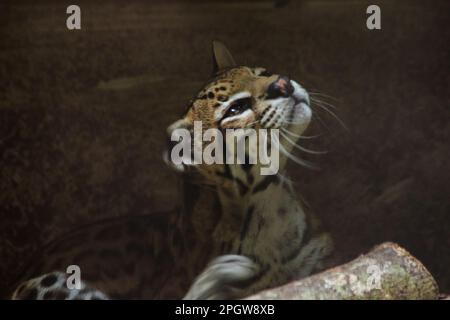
[{"xmin": 1, "ymin": 0, "xmax": 449, "ymax": 295}]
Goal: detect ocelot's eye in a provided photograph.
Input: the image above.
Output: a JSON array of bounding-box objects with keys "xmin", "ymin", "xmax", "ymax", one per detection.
[
  {"xmin": 224, "ymin": 98, "xmax": 252, "ymax": 118},
  {"xmin": 259, "ymin": 70, "xmax": 272, "ymax": 77}
]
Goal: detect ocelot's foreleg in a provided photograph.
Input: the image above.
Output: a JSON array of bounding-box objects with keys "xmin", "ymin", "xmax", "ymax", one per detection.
[
  {"xmin": 183, "ymin": 255, "xmax": 260, "ymax": 300},
  {"xmin": 184, "ymin": 233, "xmax": 333, "ymax": 300}
]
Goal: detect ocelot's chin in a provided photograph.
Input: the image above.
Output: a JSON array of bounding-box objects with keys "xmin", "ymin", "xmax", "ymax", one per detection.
[
  {"xmin": 285, "ymin": 80, "xmax": 312, "ymax": 134},
  {"xmin": 284, "ymin": 101, "xmax": 312, "ymax": 135}
]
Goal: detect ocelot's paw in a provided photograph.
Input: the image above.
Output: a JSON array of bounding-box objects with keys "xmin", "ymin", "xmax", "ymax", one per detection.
[
  {"xmin": 183, "ymin": 255, "xmax": 260, "ymax": 300},
  {"xmin": 12, "ymin": 271, "xmax": 108, "ymax": 300}
]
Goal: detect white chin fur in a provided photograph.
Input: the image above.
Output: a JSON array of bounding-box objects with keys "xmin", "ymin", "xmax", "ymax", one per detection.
[
  {"xmin": 287, "ymin": 81, "xmax": 311, "ymax": 133},
  {"xmin": 293, "ymin": 102, "xmax": 312, "ymax": 124},
  {"xmin": 287, "ymin": 102, "xmax": 311, "ymax": 135}
]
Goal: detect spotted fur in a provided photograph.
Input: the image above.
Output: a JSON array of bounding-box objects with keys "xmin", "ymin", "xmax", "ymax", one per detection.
[
  {"xmin": 10, "ymin": 41, "xmax": 332, "ymax": 300},
  {"xmin": 12, "ymin": 272, "xmax": 108, "ymax": 300}
]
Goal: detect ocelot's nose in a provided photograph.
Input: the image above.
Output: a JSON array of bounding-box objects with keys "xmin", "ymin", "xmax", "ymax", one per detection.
[{"xmin": 267, "ymin": 75, "xmax": 294, "ymax": 99}]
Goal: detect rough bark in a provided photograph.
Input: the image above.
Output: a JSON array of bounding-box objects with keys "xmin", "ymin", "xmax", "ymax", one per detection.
[{"xmin": 247, "ymin": 242, "xmax": 439, "ymax": 300}]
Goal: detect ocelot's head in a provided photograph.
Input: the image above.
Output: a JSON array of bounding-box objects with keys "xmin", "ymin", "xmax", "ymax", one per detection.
[{"xmin": 166, "ymin": 42, "xmax": 312, "ymax": 186}]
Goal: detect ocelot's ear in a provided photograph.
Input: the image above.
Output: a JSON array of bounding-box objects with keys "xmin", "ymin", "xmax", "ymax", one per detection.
[
  {"xmin": 164, "ymin": 118, "xmax": 193, "ymax": 173},
  {"xmin": 212, "ymin": 41, "xmax": 236, "ymax": 74}
]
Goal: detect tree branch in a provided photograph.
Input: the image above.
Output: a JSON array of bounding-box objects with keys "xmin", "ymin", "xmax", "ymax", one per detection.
[{"xmin": 246, "ymin": 242, "xmax": 439, "ymax": 300}]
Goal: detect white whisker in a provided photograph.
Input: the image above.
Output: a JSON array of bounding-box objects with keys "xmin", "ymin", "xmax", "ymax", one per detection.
[
  {"xmin": 272, "ymin": 134, "xmax": 320, "ymax": 170},
  {"xmin": 312, "ymin": 112, "xmax": 332, "ymax": 133},
  {"xmin": 280, "ymin": 131, "xmax": 327, "ymax": 155},
  {"xmin": 309, "ymin": 92, "xmax": 340, "ymax": 103},
  {"xmin": 276, "ymin": 171, "xmax": 293, "ymax": 184},
  {"xmin": 311, "ymin": 100, "xmax": 348, "ymax": 131},
  {"xmin": 310, "ymin": 97, "xmax": 338, "ymax": 111},
  {"xmin": 281, "ymin": 127, "xmax": 321, "ymax": 140}
]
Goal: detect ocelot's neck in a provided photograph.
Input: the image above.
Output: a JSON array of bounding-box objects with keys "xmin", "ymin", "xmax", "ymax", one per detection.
[{"xmin": 179, "ymin": 165, "xmax": 300, "ymax": 252}]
